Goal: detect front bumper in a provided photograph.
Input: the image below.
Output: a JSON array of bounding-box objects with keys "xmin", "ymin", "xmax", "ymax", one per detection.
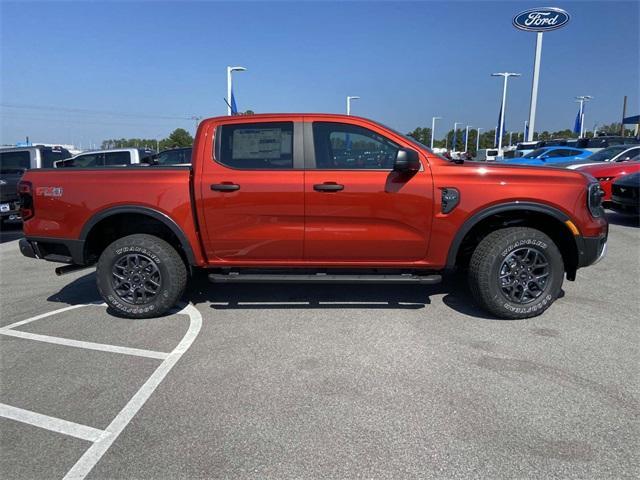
[{"xmin": 576, "ymin": 229, "xmax": 608, "ymax": 268}]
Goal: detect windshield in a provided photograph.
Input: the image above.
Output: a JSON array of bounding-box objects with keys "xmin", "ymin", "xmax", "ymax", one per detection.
[
  {"xmin": 587, "ymin": 146, "xmax": 629, "ymax": 162},
  {"xmin": 523, "ymin": 148, "xmax": 548, "ymax": 158},
  {"xmin": 0, "ymin": 150, "xmax": 30, "ymax": 172}
]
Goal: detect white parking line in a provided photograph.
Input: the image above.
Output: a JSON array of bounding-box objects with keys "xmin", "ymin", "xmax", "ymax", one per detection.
[
  {"xmin": 63, "ymin": 303, "xmax": 202, "ymax": 480},
  {"xmin": 1, "ymin": 304, "xmax": 92, "ymax": 330},
  {"xmin": 0, "ymin": 329, "xmax": 169, "ymax": 360},
  {"xmin": 0, "ymin": 302, "xmax": 202, "ymax": 480},
  {"xmin": 0, "ymin": 404, "xmax": 105, "ymax": 443}
]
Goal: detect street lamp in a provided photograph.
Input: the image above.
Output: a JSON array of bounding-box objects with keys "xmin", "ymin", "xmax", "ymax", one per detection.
[
  {"xmin": 431, "ymin": 116, "xmax": 441, "ymax": 149},
  {"xmin": 476, "ymin": 127, "xmax": 483, "ymax": 152},
  {"xmin": 347, "ymin": 96, "xmax": 360, "ymax": 115},
  {"xmin": 575, "ymin": 95, "xmax": 593, "ymax": 138},
  {"xmin": 227, "ymin": 66, "xmax": 246, "ymax": 116},
  {"xmin": 191, "ymin": 115, "xmax": 202, "ymax": 133},
  {"xmin": 492, "ymin": 72, "xmax": 521, "ymax": 155},
  {"xmin": 452, "ymin": 122, "xmax": 462, "ymax": 152},
  {"xmin": 464, "ymin": 125, "xmax": 473, "ymax": 152}
]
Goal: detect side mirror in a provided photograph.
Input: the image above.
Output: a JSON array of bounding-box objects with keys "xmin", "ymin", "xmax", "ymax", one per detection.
[{"xmin": 393, "ymin": 148, "xmax": 420, "ymax": 173}]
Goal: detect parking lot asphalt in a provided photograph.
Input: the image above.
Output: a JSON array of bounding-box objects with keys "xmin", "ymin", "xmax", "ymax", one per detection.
[{"xmin": 1, "ymin": 214, "xmax": 639, "ymax": 479}]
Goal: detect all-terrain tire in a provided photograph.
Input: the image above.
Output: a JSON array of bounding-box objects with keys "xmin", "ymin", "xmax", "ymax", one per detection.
[
  {"xmin": 96, "ymin": 234, "xmax": 187, "ymax": 319},
  {"xmin": 468, "ymin": 227, "xmax": 564, "ymax": 319}
]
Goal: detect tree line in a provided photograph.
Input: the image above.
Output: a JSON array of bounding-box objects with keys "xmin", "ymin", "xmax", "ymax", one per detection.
[{"xmin": 101, "ymin": 128, "xmax": 193, "ymax": 151}]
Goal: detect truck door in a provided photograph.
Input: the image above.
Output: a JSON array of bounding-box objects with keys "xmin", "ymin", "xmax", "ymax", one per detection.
[
  {"xmin": 198, "ymin": 119, "xmax": 305, "ymax": 263},
  {"xmin": 303, "ymin": 120, "xmax": 433, "ymax": 263}
]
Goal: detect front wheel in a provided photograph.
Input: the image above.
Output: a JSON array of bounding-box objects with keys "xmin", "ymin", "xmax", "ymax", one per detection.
[
  {"xmin": 468, "ymin": 227, "xmax": 564, "ymax": 319},
  {"xmin": 96, "ymin": 234, "xmax": 187, "ymax": 318}
]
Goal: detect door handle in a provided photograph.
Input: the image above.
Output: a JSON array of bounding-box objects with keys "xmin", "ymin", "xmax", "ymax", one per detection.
[
  {"xmin": 314, "ymin": 183, "xmax": 344, "ymax": 192},
  {"xmin": 211, "ymin": 183, "xmax": 240, "ymax": 192}
]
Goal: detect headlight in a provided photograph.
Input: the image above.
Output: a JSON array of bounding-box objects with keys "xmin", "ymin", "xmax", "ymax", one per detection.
[{"xmin": 587, "ymin": 182, "xmax": 604, "ymax": 218}]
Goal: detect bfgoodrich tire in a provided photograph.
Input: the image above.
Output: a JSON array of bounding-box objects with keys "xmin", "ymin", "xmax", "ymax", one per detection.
[
  {"xmin": 468, "ymin": 227, "xmax": 564, "ymax": 319},
  {"xmin": 96, "ymin": 234, "xmax": 187, "ymax": 319}
]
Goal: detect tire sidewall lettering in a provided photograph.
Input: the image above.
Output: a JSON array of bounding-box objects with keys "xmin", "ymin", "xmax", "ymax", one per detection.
[
  {"xmin": 501, "ymin": 238, "xmax": 548, "ymax": 259},
  {"xmin": 114, "ymin": 246, "xmax": 162, "ymax": 265}
]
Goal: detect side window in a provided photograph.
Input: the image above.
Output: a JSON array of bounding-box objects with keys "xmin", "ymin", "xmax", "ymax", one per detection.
[
  {"xmin": 623, "ymin": 148, "xmax": 640, "ymax": 161},
  {"xmin": 104, "ymin": 151, "xmax": 131, "ymax": 166},
  {"xmin": 216, "ymin": 122, "xmax": 293, "ymax": 169},
  {"xmin": 312, "ymin": 122, "xmax": 399, "ymax": 169},
  {"xmin": 72, "ymin": 153, "xmax": 104, "ymax": 167}
]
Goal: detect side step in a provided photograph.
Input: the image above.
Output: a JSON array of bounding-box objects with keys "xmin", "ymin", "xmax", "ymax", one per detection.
[{"xmin": 208, "ymin": 272, "xmax": 442, "ymax": 285}]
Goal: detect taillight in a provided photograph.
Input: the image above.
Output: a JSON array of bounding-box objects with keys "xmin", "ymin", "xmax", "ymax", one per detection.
[{"xmin": 18, "ymin": 180, "xmax": 34, "ymax": 220}]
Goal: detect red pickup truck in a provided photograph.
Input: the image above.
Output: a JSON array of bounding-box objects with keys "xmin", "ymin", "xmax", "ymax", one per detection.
[{"xmin": 18, "ymin": 114, "xmax": 608, "ymax": 319}]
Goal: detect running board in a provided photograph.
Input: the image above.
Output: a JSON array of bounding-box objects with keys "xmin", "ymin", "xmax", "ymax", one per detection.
[{"xmin": 208, "ymin": 272, "xmax": 442, "ymax": 285}]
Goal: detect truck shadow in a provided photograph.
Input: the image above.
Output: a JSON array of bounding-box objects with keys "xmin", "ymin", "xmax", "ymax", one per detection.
[{"xmin": 46, "ymin": 271, "xmax": 504, "ymax": 320}]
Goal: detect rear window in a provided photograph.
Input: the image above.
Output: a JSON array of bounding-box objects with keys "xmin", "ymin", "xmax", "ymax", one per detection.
[
  {"xmin": 0, "ymin": 151, "xmax": 31, "ymax": 171},
  {"xmin": 40, "ymin": 148, "xmax": 71, "ymax": 168},
  {"xmin": 216, "ymin": 122, "xmax": 294, "ymax": 169}
]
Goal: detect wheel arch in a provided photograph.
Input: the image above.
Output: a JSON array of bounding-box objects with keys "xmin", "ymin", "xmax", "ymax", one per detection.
[
  {"xmin": 447, "ymin": 202, "xmax": 580, "ymax": 280},
  {"xmin": 80, "ymin": 206, "xmax": 196, "ymax": 266}
]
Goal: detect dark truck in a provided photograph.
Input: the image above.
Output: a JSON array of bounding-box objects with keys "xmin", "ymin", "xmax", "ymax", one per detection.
[
  {"xmin": 1, "ymin": 146, "xmax": 72, "ymax": 223},
  {"xmin": 18, "ymin": 114, "xmax": 607, "ymax": 319}
]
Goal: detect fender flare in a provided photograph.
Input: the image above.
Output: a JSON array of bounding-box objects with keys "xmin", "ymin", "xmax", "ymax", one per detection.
[
  {"xmin": 445, "ymin": 201, "xmax": 572, "ymax": 268},
  {"xmin": 80, "ymin": 206, "xmax": 196, "ymax": 265}
]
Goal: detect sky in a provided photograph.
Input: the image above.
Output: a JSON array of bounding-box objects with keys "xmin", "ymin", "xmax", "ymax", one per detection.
[{"xmin": 1, "ymin": 0, "xmax": 638, "ymax": 147}]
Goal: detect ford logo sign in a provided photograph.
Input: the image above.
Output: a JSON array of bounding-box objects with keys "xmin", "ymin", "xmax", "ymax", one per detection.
[{"xmin": 513, "ymin": 7, "xmax": 570, "ymax": 32}]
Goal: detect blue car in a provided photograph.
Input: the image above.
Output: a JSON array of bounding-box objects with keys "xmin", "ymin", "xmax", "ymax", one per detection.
[{"xmin": 502, "ymin": 146, "xmax": 592, "ymax": 166}]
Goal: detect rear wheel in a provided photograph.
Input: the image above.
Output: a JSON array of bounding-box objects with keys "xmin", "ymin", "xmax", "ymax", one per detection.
[
  {"xmin": 96, "ymin": 234, "xmax": 187, "ymax": 318},
  {"xmin": 468, "ymin": 227, "xmax": 564, "ymax": 319}
]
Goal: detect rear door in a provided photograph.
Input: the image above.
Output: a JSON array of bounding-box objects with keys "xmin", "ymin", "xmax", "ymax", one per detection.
[
  {"xmin": 198, "ymin": 118, "xmax": 305, "ymax": 263},
  {"xmin": 303, "ymin": 119, "xmax": 433, "ymax": 263}
]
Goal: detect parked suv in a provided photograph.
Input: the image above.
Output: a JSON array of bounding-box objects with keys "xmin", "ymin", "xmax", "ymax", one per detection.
[{"xmin": 18, "ymin": 114, "xmax": 607, "ymax": 320}]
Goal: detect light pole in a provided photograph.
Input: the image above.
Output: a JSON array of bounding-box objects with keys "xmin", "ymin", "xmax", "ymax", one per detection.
[
  {"xmin": 464, "ymin": 125, "xmax": 473, "ymax": 152},
  {"xmin": 476, "ymin": 128, "xmax": 483, "ymax": 152},
  {"xmin": 430, "ymin": 116, "xmax": 441, "ymax": 149},
  {"xmin": 492, "ymin": 72, "xmax": 520, "ymax": 155},
  {"xmin": 452, "ymin": 121, "xmax": 462, "ymax": 152},
  {"xmin": 346, "ymin": 96, "xmax": 360, "ymax": 115},
  {"xmin": 226, "ymin": 66, "xmax": 246, "ymax": 116},
  {"xmin": 523, "ymin": 120, "xmax": 529, "ymax": 142},
  {"xmin": 191, "ymin": 116, "xmax": 202, "ymax": 133},
  {"xmin": 575, "ymin": 95, "xmax": 593, "ymax": 138}
]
